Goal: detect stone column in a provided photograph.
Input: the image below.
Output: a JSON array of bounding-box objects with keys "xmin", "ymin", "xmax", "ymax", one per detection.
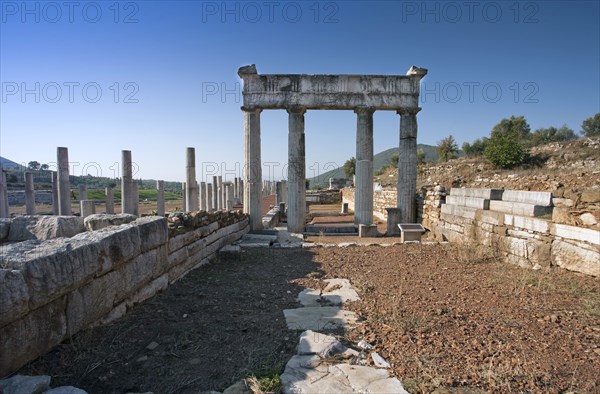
[
  {"xmin": 80, "ymin": 200, "xmax": 95, "ymax": 218},
  {"xmin": 157, "ymin": 180, "xmax": 165, "ymax": 216},
  {"xmin": 225, "ymin": 184, "xmax": 233, "ymax": 210},
  {"xmin": 287, "ymin": 107, "xmax": 307, "ymax": 233},
  {"xmin": 217, "ymin": 176, "xmax": 223, "ymax": 211},
  {"xmin": 57, "ymin": 147, "xmax": 71, "ymax": 215},
  {"xmin": 121, "ymin": 150, "xmax": 134, "ymax": 214},
  {"xmin": 0, "ymin": 165, "xmax": 8, "ymax": 218},
  {"xmin": 51, "ymin": 171, "xmax": 58, "ymax": 215},
  {"xmin": 199, "ymin": 182, "xmax": 207, "ymax": 211},
  {"xmin": 206, "ymin": 183, "xmax": 213, "ymax": 212},
  {"xmin": 243, "ymin": 107, "xmax": 262, "ymax": 230},
  {"xmin": 397, "ymin": 108, "xmax": 421, "ymax": 223},
  {"xmin": 78, "ymin": 184, "xmax": 88, "ymax": 201},
  {"xmin": 212, "ymin": 176, "xmax": 218, "ymax": 211},
  {"xmin": 24, "ymin": 172, "xmax": 35, "ymax": 215},
  {"xmin": 354, "ymin": 107, "xmax": 374, "ymax": 225},
  {"xmin": 132, "ymin": 182, "xmax": 139, "ymax": 216},
  {"xmin": 233, "ymin": 177, "xmax": 239, "ymax": 204},
  {"xmin": 185, "ymin": 147, "xmax": 199, "ymax": 212},
  {"xmin": 239, "ymin": 179, "xmax": 244, "ymax": 205},
  {"xmin": 105, "ymin": 187, "xmax": 115, "ymax": 214},
  {"xmin": 181, "ymin": 182, "xmax": 186, "ymax": 212}
]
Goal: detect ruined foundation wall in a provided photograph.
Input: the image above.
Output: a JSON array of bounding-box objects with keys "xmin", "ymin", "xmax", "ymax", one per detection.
[{"xmin": 0, "ymin": 212, "xmax": 249, "ymax": 377}]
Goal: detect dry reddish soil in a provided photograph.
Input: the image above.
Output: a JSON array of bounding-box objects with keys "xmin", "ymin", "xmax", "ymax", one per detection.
[{"xmin": 18, "ymin": 244, "xmax": 600, "ymax": 393}]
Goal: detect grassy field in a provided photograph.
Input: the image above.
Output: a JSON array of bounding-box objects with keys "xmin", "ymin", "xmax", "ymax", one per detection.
[{"xmin": 75, "ymin": 189, "xmax": 180, "ymax": 201}]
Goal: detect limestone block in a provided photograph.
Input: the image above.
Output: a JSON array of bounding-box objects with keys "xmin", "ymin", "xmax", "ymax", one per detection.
[
  {"xmin": 505, "ymin": 237, "xmax": 551, "ymax": 266},
  {"xmin": 580, "ymin": 212, "xmax": 599, "ymax": 226},
  {"xmin": 0, "ymin": 296, "xmax": 67, "ymax": 377},
  {"xmin": 440, "ymin": 212, "xmax": 474, "ymax": 226},
  {"xmin": 7, "ymin": 216, "xmax": 85, "ymax": 242},
  {"xmin": 115, "ymin": 248, "xmax": 166, "ymax": 302},
  {"xmin": 440, "ymin": 204, "xmax": 477, "ymax": 219},
  {"xmin": 66, "ymin": 271, "xmax": 123, "ymax": 336},
  {"xmin": 167, "ymin": 221, "xmax": 219, "ymax": 252},
  {"xmin": 168, "ymin": 257, "xmax": 209, "ymax": 284},
  {"xmin": 83, "ymin": 213, "xmax": 137, "ymax": 231},
  {"xmin": 552, "ymin": 207, "xmax": 578, "ymax": 225},
  {"xmin": 167, "ymin": 246, "xmax": 189, "ymax": 268},
  {"xmin": 0, "ymin": 375, "xmax": 51, "ymax": 394},
  {"xmin": 504, "ymin": 214, "xmax": 551, "ymax": 233},
  {"xmin": 449, "ymin": 188, "xmax": 503, "ymax": 200},
  {"xmin": 476, "ymin": 210, "xmax": 504, "ymax": 225},
  {"xmin": 0, "ymin": 269, "xmax": 30, "ymax": 327},
  {"xmin": 8, "ymin": 238, "xmax": 102, "ymax": 310},
  {"xmin": 552, "ymin": 240, "xmax": 599, "ymax": 276},
  {"xmin": 581, "ymin": 189, "xmax": 600, "ymax": 203},
  {"xmin": 552, "ymin": 198, "xmax": 574, "ymax": 208},
  {"xmin": 502, "ymin": 190, "xmax": 552, "ymax": 206},
  {"xmin": 445, "ymin": 195, "xmax": 489, "ymax": 210},
  {"xmin": 489, "ymin": 200, "xmax": 552, "ymax": 217},
  {"xmin": 134, "ymin": 216, "xmax": 168, "ymax": 252},
  {"xmin": 126, "ymin": 273, "xmax": 168, "ymax": 308},
  {"xmin": 0, "ymin": 218, "xmax": 10, "ymax": 241},
  {"xmin": 552, "ymin": 223, "xmax": 600, "ymax": 246}
]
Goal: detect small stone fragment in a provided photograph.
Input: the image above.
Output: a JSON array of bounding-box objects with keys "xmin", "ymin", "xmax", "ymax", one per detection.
[
  {"xmin": 146, "ymin": 341, "xmax": 159, "ymax": 350},
  {"xmin": 371, "ymin": 352, "xmax": 391, "ymax": 368}
]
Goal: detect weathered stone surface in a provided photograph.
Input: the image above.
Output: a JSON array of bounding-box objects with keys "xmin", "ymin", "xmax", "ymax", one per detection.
[
  {"xmin": 126, "ymin": 273, "xmax": 168, "ymax": 308},
  {"xmin": 580, "ymin": 189, "xmax": 600, "ymax": 203},
  {"xmin": 501, "ymin": 190, "xmax": 552, "ymax": 206},
  {"xmin": 579, "ymin": 212, "xmax": 598, "ymax": 226},
  {"xmin": 7, "ymin": 216, "xmax": 85, "ymax": 241},
  {"xmin": 445, "ymin": 195, "xmax": 490, "ymax": 210},
  {"xmin": 552, "ymin": 207, "xmax": 578, "ymax": 225},
  {"xmin": 297, "ymin": 330, "xmax": 347, "ymax": 357},
  {"xmin": 552, "ymin": 240, "xmax": 600, "ymax": 276},
  {"xmin": 504, "ymin": 214, "xmax": 551, "ymax": 233},
  {"xmin": 135, "ymin": 217, "xmax": 168, "ymax": 252},
  {"xmin": 552, "ymin": 223, "xmax": 600, "ymax": 246},
  {"xmin": 298, "ymin": 279, "xmax": 360, "ymax": 307},
  {"xmin": 0, "ymin": 374, "xmax": 51, "ymax": 394},
  {"xmin": 449, "ymin": 187, "xmax": 503, "ymax": 200},
  {"xmin": 0, "ymin": 296, "xmax": 67, "ymax": 377},
  {"xmin": 115, "ymin": 248, "xmax": 166, "ymax": 302},
  {"xmin": 83, "ymin": 213, "xmax": 137, "ymax": 231},
  {"xmin": 168, "ymin": 222, "xmax": 219, "ymax": 252},
  {"xmin": 336, "ymin": 364, "xmax": 406, "ymax": 392},
  {"xmin": 0, "ymin": 269, "xmax": 30, "ymax": 327},
  {"xmin": 440, "ymin": 204, "xmax": 477, "ymax": 219},
  {"xmin": 488, "ymin": 200, "xmax": 552, "ymax": 217},
  {"xmin": 475, "ymin": 210, "xmax": 505, "ymax": 225},
  {"xmin": 0, "ymin": 218, "xmax": 10, "ymax": 240},
  {"xmin": 283, "ymin": 306, "xmax": 358, "ymax": 331},
  {"xmin": 44, "ymin": 386, "xmax": 89, "ymax": 394}
]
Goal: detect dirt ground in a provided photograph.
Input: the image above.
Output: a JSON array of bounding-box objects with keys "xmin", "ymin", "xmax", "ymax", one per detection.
[{"xmin": 17, "ymin": 243, "xmax": 599, "ymax": 393}]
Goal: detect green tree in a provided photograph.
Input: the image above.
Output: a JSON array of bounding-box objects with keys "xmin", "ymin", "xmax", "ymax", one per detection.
[
  {"xmin": 390, "ymin": 154, "xmax": 399, "ymax": 168},
  {"xmin": 491, "ymin": 115, "xmax": 531, "ymax": 143},
  {"xmin": 530, "ymin": 124, "xmax": 577, "ymax": 146},
  {"xmin": 437, "ymin": 135, "xmax": 459, "ymax": 162},
  {"xmin": 581, "ymin": 113, "xmax": 600, "ymax": 137},
  {"xmin": 27, "ymin": 161, "xmax": 40, "ymax": 171},
  {"xmin": 484, "ymin": 118, "xmax": 528, "ymax": 168},
  {"xmin": 40, "ymin": 163, "xmax": 49, "ymax": 171},
  {"xmin": 462, "ymin": 138, "xmax": 488, "ymax": 157},
  {"xmin": 343, "ymin": 157, "xmax": 356, "ymax": 177},
  {"xmin": 416, "ymin": 148, "xmax": 426, "ymax": 165}
]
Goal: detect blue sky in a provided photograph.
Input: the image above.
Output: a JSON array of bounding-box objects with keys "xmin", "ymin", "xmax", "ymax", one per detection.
[{"xmin": 1, "ymin": 0, "xmax": 598, "ymax": 183}]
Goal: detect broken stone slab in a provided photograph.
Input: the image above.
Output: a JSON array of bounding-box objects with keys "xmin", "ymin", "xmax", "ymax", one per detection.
[
  {"xmin": 44, "ymin": 387, "xmax": 89, "ymax": 394},
  {"xmin": 280, "ymin": 354, "xmax": 351, "ymax": 394},
  {"xmin": 283, "ymin": 306, "xmax": 358, "ymax": 331},
  {"xmin": 335, "ymin": 364, "xmax": 407, "ymax": 393},
  {"xmin": 371, "ymin": 352, "xmax": 391, "ymax": 368},
  {"xmin": 0, "ymin": 374, "xmax": 51, "ymax": 394},
  {"xmin": 297, "ymin": 330, "xmax": 348, "ymax": 358},
  {"xmin": 7, "ymin": 216, "xmax": 85, "ymax": 241},
  {"xmin": 83, "ymin": 213, "xmax": 137, "ymax": 231},
  {"xmin": 297, "ymin": 279, "xmax": 360, "ymax": 307}
]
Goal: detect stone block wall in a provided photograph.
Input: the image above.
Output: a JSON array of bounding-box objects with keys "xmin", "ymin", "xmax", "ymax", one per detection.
[
  {"xmin": 307, "ymin": 190, "xmax": 341, "ymax": 205},
  {"xmin": 0, "ymin": 212, "xmax": 249, "ymax": 377}
]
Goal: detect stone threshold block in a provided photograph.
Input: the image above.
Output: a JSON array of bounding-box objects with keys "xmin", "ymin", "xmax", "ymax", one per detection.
[
  {"xmin": 502, "ymin": 190, "xmax": 552, "ymax": 207},
  {"xmin": 445, "ymin": 195, "xmax": 490, "ymax": 210},
  {"xmin": 449, "ymin": 187, "xmax": 503, "ymax": 200},
  {"xmin": 441, "ymin": 203, "xmax": 478, "ymax": 219},
  {"xmin": 489, "ymin": 200, "xmax": 552, "ymax": 218}
]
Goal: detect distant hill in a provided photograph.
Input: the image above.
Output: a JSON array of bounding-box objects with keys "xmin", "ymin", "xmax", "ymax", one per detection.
[
  {"xmin": 308, "ymin": 144, "xmax": 439, "ymax": 188},
  {"xmin": 0, "ymin": 156, "xmax": 25, "ymax": 171}
]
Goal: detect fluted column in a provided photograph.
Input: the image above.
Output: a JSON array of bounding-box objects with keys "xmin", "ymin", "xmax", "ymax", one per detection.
[
  {"xmin": 397, "ymin": 108, "xmax": 421, "ymax": 223},
  {"xmin": 287, "ymin": 107, "xmax": 307, "ymax": 233},
  {"xmin": 354, "ymin": 107, "xmax": 374, "ymax": 225},
  {"xmin": 243, "ymin": 107, "xmax": 263, "ymax": 230}
]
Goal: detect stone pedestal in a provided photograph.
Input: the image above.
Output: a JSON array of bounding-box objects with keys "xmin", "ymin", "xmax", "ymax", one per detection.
[
  {"xmin": 185, "ymin": 147, "xmax": 199, "ymax": 212},
  {"xmin": 156, "ymin": 180, "xmax": 165, "ymax": 216},
  {"xmin": 80, "ymin": 200, "xmax": 95, "ymax": 218},
  {"xmin": 397, "ymin": 109, "xmax": 420, "ymax": 223},
  {"xmin": 51, "ymin": 171, "xmax": 58, "ymax": 215},
  {"xmin": 354, "ymin": 108, "xmax": 374, "ymax": 225},
  {"xmin": 243, "ymin": 107, "xmax": 263, "ymax": 230},
  {"xmin": 358, "ymin": 224, "xmax": 378, "ymax": 238},
  {"xmin": 78, "ymin": 184, "xmax": 88, "ymax": 201},
  {"xmin": 121, "ymin": 150, "xmax": 134, "ymax": 215},
  {"xmin": 57, "ymin": 147, "xmax": 72, "ymax": 216},
  {"xmin": 105, "ymin": 187, "xmax": 114, "ymax": 214},
  {"xmin": 287, "ymin": 107, "xmax": 306, "ymax": 233},
  {"xmin": 385, "ymin": 207, "xmax": 401, "ymax": 236},
  {"xmin": 24, "ymin": 172, "xmax": 35, "ymax": 215}
]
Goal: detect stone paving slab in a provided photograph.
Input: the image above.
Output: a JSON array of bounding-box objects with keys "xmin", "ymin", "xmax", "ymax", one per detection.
[
  {"xmin": 283, "ymin": 306, "xmax": 359, "ymax": 331},
  {"xmin": 297, "ymin": 279, "xmax": 360, "ymax": 307}
]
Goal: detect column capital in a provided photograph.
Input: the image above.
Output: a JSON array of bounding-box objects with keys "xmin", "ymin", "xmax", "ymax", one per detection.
[
  {"xmin": 241, "ymin": 106, "xmax": 262, "ymax": 113},
  {"xmin": 396, "ymin": 107, "xmax": 421, "ymax": 116},
  {"xmin": 354, "ymin": 107, "xmax": 375, "ymax": 115},
  {"xmin": 286, "ymin": 106, "xmax": 307, "ymax": 115}
]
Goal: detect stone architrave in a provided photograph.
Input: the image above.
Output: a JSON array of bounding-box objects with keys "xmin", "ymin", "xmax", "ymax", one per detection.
[
  {"xmin": 105, "ymin": 187, "xmax": 115, "ymax": 214},
  {"xmin": 237, "ymin": 65, "xmax": 427, "ymax": 230},
  {"xmin": 121, "ymin": 150, "xmax": 134, "ymax": 215},
  {"xmin": 156, "ymin": 180, "xmax": 165, "ymax": 216},
  {"xmin": 185, "ymin": 147, "xmax": 199, "ymax": 212},
  {"xmin": 24, "ymin": 172, "xmax": 35, "ymax": 215},
  {"xmin": 57, "ymin": 147, "xmax": 72, "ymax": 215}
]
